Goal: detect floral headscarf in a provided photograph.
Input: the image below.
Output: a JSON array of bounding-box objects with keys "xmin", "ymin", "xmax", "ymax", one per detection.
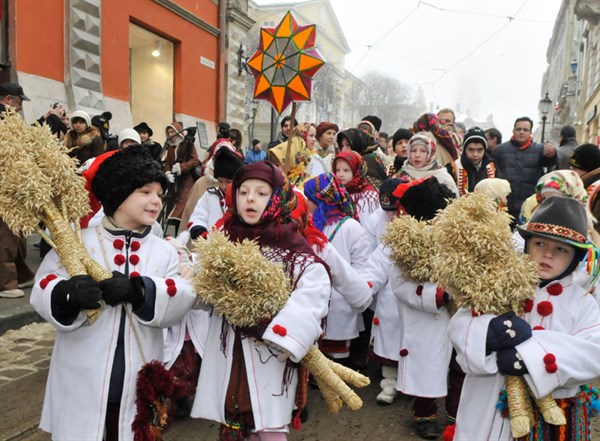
[
  {"xmin": 332, "ymin": 151, "xmax": 374, "ymax": 194},
  {"xmin": 303, "ymin": 173, "xmax": 357, "ymax": 232},
  {"xmin": 412, "ymin": 113, "xmax": 459, "ymax": 160}
]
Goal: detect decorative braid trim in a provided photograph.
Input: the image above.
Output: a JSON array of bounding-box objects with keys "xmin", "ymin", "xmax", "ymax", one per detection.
[{"xmin": 527, "ymin": 222, "xmax": 586, "ymax": 243}]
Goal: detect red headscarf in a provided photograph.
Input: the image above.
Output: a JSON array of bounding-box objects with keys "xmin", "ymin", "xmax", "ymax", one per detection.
[{"xmin": 332, "ymin": 151, "xmax": 375, "ymax": 194}]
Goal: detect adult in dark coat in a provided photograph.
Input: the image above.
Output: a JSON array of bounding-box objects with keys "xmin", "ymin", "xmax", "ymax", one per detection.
[
  {"xmin": 493, "ymin": 116, "xmax": 557, "ymax": 222},
  {"xmin": 556, "ymin": 125, "xmax": 578, "ymax": 170},
  {"xmin": 134, "ymin": 122, "xmax": 163, "ymax": 162}
]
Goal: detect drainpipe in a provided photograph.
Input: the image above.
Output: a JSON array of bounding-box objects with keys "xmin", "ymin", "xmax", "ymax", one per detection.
[{"xmin": 218, "ymin": 0, "xmax": 227, "ymax": 122}]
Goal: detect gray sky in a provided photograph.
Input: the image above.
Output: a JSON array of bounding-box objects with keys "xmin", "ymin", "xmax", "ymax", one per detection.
[{"xmin": 254, "ymin": 0, "xmax": 563, "ymax": 138}]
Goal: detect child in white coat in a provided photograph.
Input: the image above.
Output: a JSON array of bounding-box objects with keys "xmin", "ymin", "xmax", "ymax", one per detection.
[
  {"xmin": 449, "ymin": 196, "xmax": 600, "ymax": 440},
  {"xmin": 191, "ymin": 161, "xmax": 331, "ymax": 441},
  {"xmin": 30, "ymin": 146, "xmax": 197, "ymax": 441},
  {"xmin": 303, "ymin": 173, "xmax": 372, "ymax": 364}
]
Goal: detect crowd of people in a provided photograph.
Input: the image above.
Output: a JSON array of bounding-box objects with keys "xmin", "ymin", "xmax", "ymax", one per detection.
[{"xmin": 1, "ymin": 80, "xmax": 600, "ymax": 441}]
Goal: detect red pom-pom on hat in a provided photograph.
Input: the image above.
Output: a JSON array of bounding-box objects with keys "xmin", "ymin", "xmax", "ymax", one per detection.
[{"xmin": 537, "ymin": 301, "xmax": 553, "ymax": 316}]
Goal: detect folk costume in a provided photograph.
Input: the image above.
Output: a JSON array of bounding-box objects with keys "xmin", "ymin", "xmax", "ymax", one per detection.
[
  {"xmin": 394, "ymin": 132, "xmax": 459, "ymax": 197},
  {"xmin": 449, "ymin": 197, "xmax": 600, "ymax": 441},
  {"xmin": 333, "ymin": 151, "xmax": 380, "ymax": 224},
  {"xmin": 345, "ymin": 125, "xmax": 389, "ymax": 190},
  {"xmin": 191, "ymin": 161, "xmax": 331, "ymax": 439},
  {"xmin": 448, "ymin": 127, "xmax": 496, "ymax": 196},
  {"xmin": 304, "ymin": 173, "xmax": 371, "ymax": 359},
  {"xmin": 30, "ymin": 146, "xmax": 196, "ymax": 441}
]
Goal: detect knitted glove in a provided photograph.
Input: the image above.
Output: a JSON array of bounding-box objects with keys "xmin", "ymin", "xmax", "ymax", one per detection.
[
  {"xmin": 51, "ymin": 275, "xmax": 102, "ymax": 323},
  {"xmin": 497, "ymin": 348, "xmax": 528, "ymax": 376},
  {"xmin": 486, "ymin": 311, "xmax": 532, "ymax": 352},
  {"xmin": 189, "ymin": 225, "xmax": 208, "ymax": 241},
  {"xmin": 99, "ymin": 271, "xmax": 145, "ymax": 309}
]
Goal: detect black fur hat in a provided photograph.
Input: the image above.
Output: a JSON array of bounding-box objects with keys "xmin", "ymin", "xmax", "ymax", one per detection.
[
  {"xmin": 214, "ymin": 148, "xmax": 243, "ymax": 180},
  {"xmin": 397, "ymin": 177, "xmax": 455, "ymax": 221},
  {"xmin": 570, "ymin": 143, "xmax": 600, "ymax": 172},
  {"xmin": 92, "ymin": 145, "xmax": 168, "ymax": 216}
]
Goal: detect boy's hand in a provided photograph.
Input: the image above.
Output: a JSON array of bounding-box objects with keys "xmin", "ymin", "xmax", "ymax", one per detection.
[
  {"xmin": 51, "ymin": 275, "xmax": 102, "ymax": 323},
  {"xmin": 497, "ymin": 348, "xmax": 528, "ymax": 376},
  {"xmin": 486, "ymin": 311, "xmax": 532, "ymax": 352},
  {"xmin": 99, "ymin": 271, "xmax": 144, "ymax": 308}
]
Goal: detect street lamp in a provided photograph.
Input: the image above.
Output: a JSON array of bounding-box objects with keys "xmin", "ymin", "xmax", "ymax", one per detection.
[{"xmin": 539, "ymin": 92, "xmax": 552, "ymax": 143}]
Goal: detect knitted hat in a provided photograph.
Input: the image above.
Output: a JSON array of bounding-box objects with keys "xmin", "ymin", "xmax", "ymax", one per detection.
[
  {"xmin": 70, "ymin": 110, "xmax": 91, "ymax": 128},
  {"xmin": 361, "ymin": 115, "xmax": 382, "ymax": 132},
  {"xmin": 393, "ymin": 176, "xmax": 455, "ymax": 221},
  {"xmin": 517, "ymin": 197, "xmax": 588, "ymax": 245},
  {"xmin": 392, "ymin": 128, "xmax": 413, "ymax": 147},
  {"xmin": 462, "ymin": 126, "xmax": 488, "ymax": 149},
  {"xmin": 91, "ymin": 145, "xmax": 168, "ymax": 216},
  {"xmin": 134, "ymin": 121, "xmax": 153, "ymax": 138},
  {"xmin": 316, "ymin": 121, "xmax": 339, "ymax": 140},
  {"xmin": 408, "ymin": 132, "xmax": 436, "ymax": 162},
  {"xmin": 214, "ymin": 147, "xmax": 243, "ymax": 180},
  {"xmin": 91, "ymin": 111, "xmax": 112, "ymax": 137},
  {"xmin": 379, "ymin": 177, "xmax": 403, "ymax": 211},
  {"xmin": 570, "ymin": 143, "xmax": 600, "ymax": 172},
  {"xmin": 118, "ymin": 128, "xmax": 141, "ymax": 146}
]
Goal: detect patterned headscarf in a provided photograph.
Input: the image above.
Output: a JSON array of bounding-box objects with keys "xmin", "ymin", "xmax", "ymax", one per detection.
[
  {"xmin": 296, "ymin": 122, "xmax": 316, "ymax": 144},
  {"xmin": 412, "ymin": 113, "xmax": 459, "ymax": 160},
  {"xmin": 332, "ymin": 151, "xmax": 374, "ymax": 194},
  {"xmin": 303, "ymin": 173, "xmax": 357, "ymax": 232},
  {"xmin": 407, "ymin": 132, "xmax": 438, "ymax": 168}
]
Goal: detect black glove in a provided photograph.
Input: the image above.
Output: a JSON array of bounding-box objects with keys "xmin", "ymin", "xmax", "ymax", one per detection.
[
  {"xmin": 51, "ymin": 275, "xmax": 102, "ymax": 323},
  {"xmin": 189, "ymin": 225, "xmax": 207, "ymax": 241},
  {"xmin": 486, "ymin": 311, "xmax": 532, "ymax": 353},
  {"xmin": 99, "ymin": 271, "xmax": 145, "ymax": 309},
  {"xmin": 497, "ymin": 348, "xmax": 528, "ymax": 376}
]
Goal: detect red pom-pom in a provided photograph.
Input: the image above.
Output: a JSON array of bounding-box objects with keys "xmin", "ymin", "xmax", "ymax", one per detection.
[
  {"xmin": 167, "ymin": 286, "xmax": 177, "ymax": 297},
  {"xmin": 399, "ymin": 348, "xmax": 409, "ymax": 357},
  {"xmin": 523, "ymin": 299, "xmax": 534, "ymax": 313},
  {"xmin": 416, "ymin": 285, "xmax": 423, "ymax": 296},
  {"xmin": 40, "ymin": 278, "xmax": 49, "ymax": 289},
  {"xmin": 471, "ymin": 309, "xmax": 480, "ymax": 317},
  {"xmin": 291, "ymin": 411, "xmax": 302, "ymax": 431},
  {"xmin": 113, "ymin": 239, "xmax": 124, "ymax": 250},
  {"xmin": 543, "ymin": 353, "xmax": 556, "ymax": 364},
  {"xmin": 533, "ymin": 325, "xmax": 545, "ymax": 330},
  {"xmin": 368, "ymin": 281, "xmax": 373, "ymax": 289},
  {"xmin": 373, "ymin": 317, "xmax": 380, "ymax": 325},
  {"xmin": 187, "ymin": 222, "xmax": 193, "ymax": 229},
  {"xmin": 442, "ymin": 423, "xmax": 456, "ymax": 441},
  {"xmin": 130, "ymin": 241, "xmax": 141, "ymax": 251},
  {"xmin": 165, "ymin": 278, "xmax": 175, "ymax": 286},
  {"xmin": 273, "ymin": 324, "xmax": 287, "ymax": 336},
  {"xmin": 129, "ymin": 254, "xmax": 140, "ymax": 265},
  {"xmin": 546, "ymin": 283, "xmax": 563, "ymax": 296},
  {"xmin": 130, "ymin": 271, "xmax": 141, "ymax": 278},
  {"xmin": 114, "ymin": 254, "xmax": 126, "ymax": 266},
  {"xmin": 545, "ymin": 362, "xmax": 558, "ymax": 373},
  {"xmin": 46, "ymin": 274, "xmax": 57, "ymax": 282},
  {"xmin": 537, "ymin": 301, "xmax": 553, "ymax": 316}
]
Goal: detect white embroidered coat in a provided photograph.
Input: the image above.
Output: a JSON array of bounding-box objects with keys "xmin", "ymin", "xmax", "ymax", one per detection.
[
  {"xmin": 448, "ymin": 275, "xmax": 600, "ymax": 440},
  {"xmin": 30, "ymin": 225, "xmax": 196, "ymax": 441}
]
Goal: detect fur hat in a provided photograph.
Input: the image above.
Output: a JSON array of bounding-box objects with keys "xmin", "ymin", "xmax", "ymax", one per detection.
[
  {"xmin": 134, "ymin": 122, "xmax": 153, "ymax": 138},
  {"xmin": 92, "ymin": 145, "xmax": 168, "ymax": 216},
  {"xmin": 214, "ymin": 147, "xmax": 243, "ymax": 180},
  {"xmin": 393, "ymin": 177, "xmax": 455, "ymax": 221},
  {"xmin": 517, "ymin": 197, "xmax": 588, "ymax": 245},
  {"xmin": 392, "ymin": 128, "xmax": 413, "ymax": 147},
  {"xmin": 570, "ymin": 143, "xmax": 600, "ymax": 172},
  {"xmin": 361, "ymin": 115, "xmax": 382, "ymax": 132},
  {"xmin": 91, "ymin": 111, "xmax": 112, "ymax": 137},
  {"xmin": 316, "ymin": 121, "xmax": 339, "ymax": 140},
  {"xmin": 70, "ymin": 110, "xmax": 91, "ymax": 128},
  {"xmin": 118, "ymin": 128, "xmax": 141, "ymax": 146},
  {"xmin": 462, "ymin": 126, "xmax": 487, "ymax": 149}
]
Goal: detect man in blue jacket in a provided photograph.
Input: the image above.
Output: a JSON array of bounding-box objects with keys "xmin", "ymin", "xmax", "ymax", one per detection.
[
  {"xmin": 244, "ymin": 139, "xmax": 266, "ymax": 164},
  {"xmin": 493, "ymin": 116, "xmax": 557, "ymax": 226}
]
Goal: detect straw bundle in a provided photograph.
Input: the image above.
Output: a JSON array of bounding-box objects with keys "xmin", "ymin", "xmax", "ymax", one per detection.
[
  {"xmin": 430, "ymin": 192, "xmax": 565, "ymax": 438},
  {"xmin": 193, "ymin": 231, "xmax": 370, "ymax": 412},
  {"xmin": 381, "ymin": 216, "xmax": 437, "ymax": 284},
  {"xmin": 0, "ymin": 110, "xmax": 111, "ymax": 322}
]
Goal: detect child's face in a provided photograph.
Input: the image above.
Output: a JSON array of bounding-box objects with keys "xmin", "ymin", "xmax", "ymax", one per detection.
[
  {"xmin": 340, "ymin": 137, "xmax": 352, "ymax": 152},
  {"xmin": 409, "ymin": 144, "xmax": 429, "ymax": 169},
  {"xmin": 335, "ymin": 160, "xmax": 353, "ymax": 185},
  {"xmin": 394, "ymin": 139, "xmax": 408, "ymax": 158},
  {"xmin": 237, "ymin": 178, "xmax": 273, "ymax": 225},
  {"xmin": 72, "ymin": 118, "xmax": 87, "ymax": 134},
  {"xmin": 113, "ymin": 182, "xmax": 163, "ymax": 231},
  {"xmin": 320, "ymin": 129, "xmax": 337, "ymax": 147},
  {"xmin": 528, "ymin": 236, "xmax": 575, "ymax": 280},
  {"xmin": 465, "ymin": 142, "xmax": 485, "ymax": 164},
  {"xmin": 217, "ymin": 177, "xmax": 233, "ymax": 194}
]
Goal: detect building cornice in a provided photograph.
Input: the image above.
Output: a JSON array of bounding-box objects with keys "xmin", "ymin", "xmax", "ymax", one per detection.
[
  {"xmin": 227, "ymin": 7, "xmax": 256, "ymax": 31},
  {"xmin": 153, "ymin": 0, "xmax": 220, "ymax": 36}
]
